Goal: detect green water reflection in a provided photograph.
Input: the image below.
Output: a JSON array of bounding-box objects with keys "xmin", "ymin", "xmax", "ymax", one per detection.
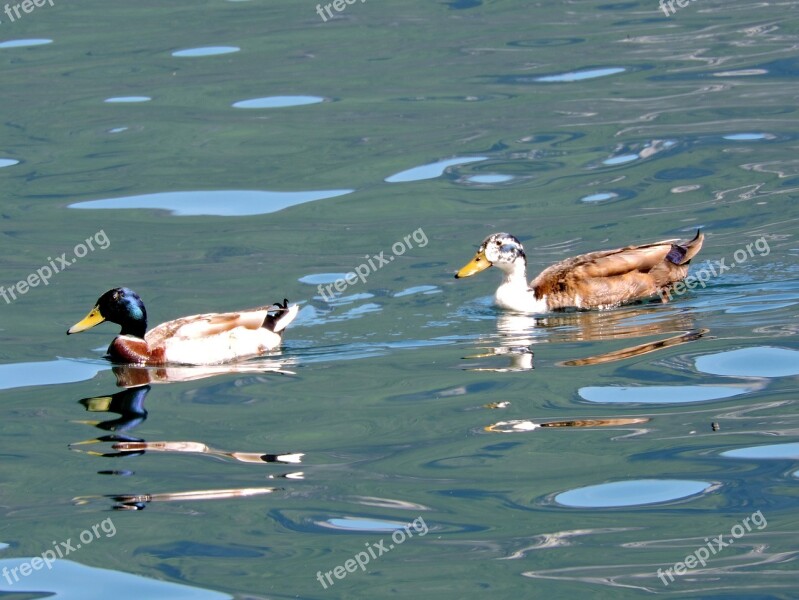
[{"xmin": 1, "ymin": 1, "xmax": 799, "ymax": 598}]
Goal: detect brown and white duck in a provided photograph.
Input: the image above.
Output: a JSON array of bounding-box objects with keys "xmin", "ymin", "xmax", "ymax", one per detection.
[{"xmin": 455, "ymin": 230, "xmax": 704, "ymax": 313}]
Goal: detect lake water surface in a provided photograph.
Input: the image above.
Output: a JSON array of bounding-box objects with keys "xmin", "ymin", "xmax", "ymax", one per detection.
[{"xmin": 1, "ymin": 1, "xmax": 798, "ymax": 598}]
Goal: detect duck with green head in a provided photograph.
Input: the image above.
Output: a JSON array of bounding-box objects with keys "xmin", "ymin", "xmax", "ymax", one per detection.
[{"xmin": 67, "ymin": 287, "xmax": 299, "ymax": 365}]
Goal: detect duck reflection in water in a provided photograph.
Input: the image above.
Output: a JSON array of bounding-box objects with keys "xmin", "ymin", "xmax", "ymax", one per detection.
[
  {"xmin": 71, "ymin": 386, "xmax": 151, "ymax": 458},
  {"xmin": 70, "ymin": 384, "xmax": 304, "ymax": 510},
  {"xmin": 463, "ymin": 306, "xmax": 707, "ymax": 371},
  {"xmin": 110, "ymin": 360, "xmax": 295, "ymax": 387}
]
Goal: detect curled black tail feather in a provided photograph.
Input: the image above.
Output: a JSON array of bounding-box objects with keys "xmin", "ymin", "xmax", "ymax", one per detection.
[
  {"xmin": 665, "ymin": 245, "xmax": 687, "ymax": 264},
  {"xmin": 666, "ymin": 229, "xmax": 703, "ymax": 265},
  {"xmin": 262, "ymin": 298, "xmax": 290, "ymax": 331}
]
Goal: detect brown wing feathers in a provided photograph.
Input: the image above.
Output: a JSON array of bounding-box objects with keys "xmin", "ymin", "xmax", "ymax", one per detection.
[{"xmin": 532, "ymin": 230, "xmax": 704, "ymax": 309}]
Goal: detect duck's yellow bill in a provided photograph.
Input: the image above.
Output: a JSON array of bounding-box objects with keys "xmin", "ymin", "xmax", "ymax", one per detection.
[
  {"xmin": 455, "ymin": 251, "xmax": 491, "ymax": 278},
  {"xmin": 82, "ymin": 396, "xmax": 113, "ymax": 411},
  {"xmin": 67, "ymin": 306, "xmax": 105, "ymax": 334}
]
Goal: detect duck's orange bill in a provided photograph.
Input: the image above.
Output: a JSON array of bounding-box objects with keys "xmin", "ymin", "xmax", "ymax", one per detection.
[
  {"xmin": 455, "ymin": 250, "xmax": 491, "ymax": 279},
  {"xmin": 67, "ymin": 306, "xmax": 105, "ymax": 334}
]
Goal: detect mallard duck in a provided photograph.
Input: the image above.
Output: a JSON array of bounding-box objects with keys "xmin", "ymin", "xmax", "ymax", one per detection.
[
  {"xmin": 455, "ymin": 230, "xmax": 704, "ymax": 313},
  {"xmin": 67, "ymin": 287, "xmax": 299, "ymax": 365}
]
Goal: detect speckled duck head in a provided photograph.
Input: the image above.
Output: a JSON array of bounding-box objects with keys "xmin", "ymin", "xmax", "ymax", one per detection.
[{"xmin": 455, "ymin": 233, "xmax": 528, "ymax": 281}]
